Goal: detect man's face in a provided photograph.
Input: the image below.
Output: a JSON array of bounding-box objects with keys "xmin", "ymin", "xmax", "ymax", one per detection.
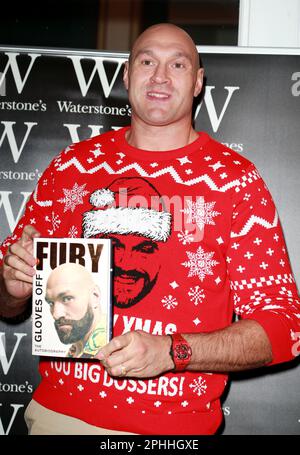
[
  {"xmin": 109, "ymin": 234, "xmax": 161, "ymax": 308},
  {"xmin": 123, "ymin": 25, "xmax": 203, "ymax": 128},
  {"xmin": 45, "ymin": 275, "xmax": 95, "ymax": 344}
]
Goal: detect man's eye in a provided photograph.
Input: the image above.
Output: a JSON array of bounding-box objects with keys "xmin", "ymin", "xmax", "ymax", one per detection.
[
  {"xmin": 62, "ymin": 296, "xmax": 73, "ymax": 303},
  {"xmin": 141, "ymin": 60, "xmax": 153, "ymax": 66},
  {"xmin": 173, "ymin": 62, "xmax": 185, "ymax": 69},
  {"xmin": 47, "ymin": 301, "xmax": 54, "ymax": 307}
]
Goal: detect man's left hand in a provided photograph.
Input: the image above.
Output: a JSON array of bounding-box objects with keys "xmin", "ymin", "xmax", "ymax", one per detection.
[{"xmin": 96, "ymin": 330, "xmax": 174, "ymax": 378}]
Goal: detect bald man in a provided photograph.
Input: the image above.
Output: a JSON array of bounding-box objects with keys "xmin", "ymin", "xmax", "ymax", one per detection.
[
  {"xmin": 45, "ymin": 263, "xmax": 106, "ymax": 358},
  {"xmin": 1, "ymin": 23, "xmax": 299, "ymax": 435}
]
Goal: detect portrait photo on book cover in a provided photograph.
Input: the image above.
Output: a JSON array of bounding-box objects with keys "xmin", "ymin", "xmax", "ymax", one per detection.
[{"xmin": 32, "ymin": 238, "xmax": 112, "ymax": 358}]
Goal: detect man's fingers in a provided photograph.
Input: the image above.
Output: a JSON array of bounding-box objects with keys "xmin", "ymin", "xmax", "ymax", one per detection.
[
  {"xmin": 3, "ymin": 254, "xmax": 36, "ymax": 279},
  {"xmin": 101, "ymin": 350, "xmax": 143, "ymax": 377},
  {"xmin": 3, "ymin": 265, "xmax": 34, "ymax": 285},
  {"xmin": 105, "ymin": 354, "xmax": 131, "ymax": 376},
  {"xmin": 105, "ymin": 357, "xmax": 146, "ymax": 378},
  {"xmin": 97, "ymin": 333, "xmax": 132, "ymax": 361},
  {"xmin": 110, "ymin": 362, "xmax": 145, "ymax": 378},
  {"xmin": 103, "ymin": 349, "xmax": 130, "ymax": 370},
  {"xmin": 20, "ymin": 225, "xmax": 40, "ymax": 245},
  {"xmin": 96, "ymin": 332, "xmax": 150, "ymax": 377}
]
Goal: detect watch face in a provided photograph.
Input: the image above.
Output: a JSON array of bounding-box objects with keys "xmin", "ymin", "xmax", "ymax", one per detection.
[{"xmin": 175, "ymin": 343, "xmax": 191, "ymax": 360}]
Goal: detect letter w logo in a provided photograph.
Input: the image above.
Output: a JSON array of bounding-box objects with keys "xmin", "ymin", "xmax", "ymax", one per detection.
[
  {"xmin": 0, "ymin": 404, "xmax": 24, "ymax": 435},
  {"xmin": 0, "ymin": 333, "xmax": 27, "ymax": 375},
  {"xmin": 194, "ymin": 86, "xmax": 240, "ymax": 132},
  {"xmin": 68, "ymin": 56, "xmax": 124, "ymax": 98},
  {"xmin": 0, "ymin": 191, "xmax": 31, "ymax": 232},
  {"xmin": 0, "ymin": 121, "xmax": 37, "ymax": 163},
  {"xmin": 0, "ymin": 53, "xmax": 40, "ymax": 94}
]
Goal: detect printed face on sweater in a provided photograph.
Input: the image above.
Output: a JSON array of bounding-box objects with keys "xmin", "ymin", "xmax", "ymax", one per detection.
[
  {"xmin": 82, "ymin": 177, "xmax": 172, "ymax": 309},
  {"xmin": 45, "ymin": 263, "xmax": 101, "ymax": 344},
  {"xmin": 108, "ymin": 234, "xmax": 161, "ymax": 308},
  {"xmin": 123, "ymin": 23, "xmax": 203, "ymax": 128}
]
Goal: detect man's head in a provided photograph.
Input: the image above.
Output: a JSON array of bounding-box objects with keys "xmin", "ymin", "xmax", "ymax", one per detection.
[
  {"xmin": 45, "ymin": 263, "xmax": 101, "ymax": 344},
  {"xmin": 123, "ymin": 23, "xmax": 203, "ymax": 128}
]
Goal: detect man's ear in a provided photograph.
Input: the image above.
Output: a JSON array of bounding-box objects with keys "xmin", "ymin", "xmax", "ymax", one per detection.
[
  {"xmin": 92, "ymin": 285, "xmax": 101, "ymax": 309},
  {"xmin": 194, "ymin": 67, "xmax": 204, "ymax": 97},
  {"xmin": 123, "ymin": 60, "xmax": 129, "ymax": 90}
]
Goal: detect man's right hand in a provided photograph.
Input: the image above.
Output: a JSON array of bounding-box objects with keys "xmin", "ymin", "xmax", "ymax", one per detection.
[{"xmin": 2, "ymin": 225, "xmax": 40, "ymax": 304}]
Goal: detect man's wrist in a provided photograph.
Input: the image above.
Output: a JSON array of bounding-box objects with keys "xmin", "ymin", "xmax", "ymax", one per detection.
[{"xmin": 165, "ymin": 335, "xmax": 176, "ymax": 371}]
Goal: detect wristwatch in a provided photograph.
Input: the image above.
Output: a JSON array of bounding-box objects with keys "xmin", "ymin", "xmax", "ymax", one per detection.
[{"xmin": 169, "ymin": 333, "xmax": 192, "ymax": 372}]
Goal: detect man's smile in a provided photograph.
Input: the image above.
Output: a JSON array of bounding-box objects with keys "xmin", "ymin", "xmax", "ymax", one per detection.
[{"xmin": 146, "ymin": 91, "xmax": 171, "ymax": 101}]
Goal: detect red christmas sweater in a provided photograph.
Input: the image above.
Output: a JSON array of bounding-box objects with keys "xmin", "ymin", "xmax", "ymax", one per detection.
[{"xmin": 1, "ymin": 127, "xmax": 300, "ymax": 435}]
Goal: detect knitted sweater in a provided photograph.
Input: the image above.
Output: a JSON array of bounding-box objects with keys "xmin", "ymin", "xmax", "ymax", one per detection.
[{"xmin": 1, "ymin": 127, "xmax": 299, "ymax": 435}]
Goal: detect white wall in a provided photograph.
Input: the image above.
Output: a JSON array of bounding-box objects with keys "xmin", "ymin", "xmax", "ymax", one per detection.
[{"xmin": 238, "ymin": 0, "xmax": 300, "ymax": 47}]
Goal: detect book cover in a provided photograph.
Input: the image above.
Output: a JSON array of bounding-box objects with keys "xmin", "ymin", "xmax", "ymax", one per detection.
[{"xmin": 32, "ymin": 237, "xmax": 113, "ymax": 358}]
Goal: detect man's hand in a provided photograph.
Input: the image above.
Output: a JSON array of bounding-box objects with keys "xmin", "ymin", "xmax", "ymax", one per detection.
[
  {"xmin": 96, "ymin": 330, "xmax": 174, "ymax": 378},
  {"xmin": 2, "ymin": 225, "xmax": 40, "ymax": 305}
]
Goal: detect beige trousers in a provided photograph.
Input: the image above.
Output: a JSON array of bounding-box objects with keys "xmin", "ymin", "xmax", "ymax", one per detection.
[{"xmin": 24, "ymin": 399, "xmax": 137, "ymax": 435}]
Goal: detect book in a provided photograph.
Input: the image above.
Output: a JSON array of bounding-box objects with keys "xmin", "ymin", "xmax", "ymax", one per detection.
[{"xmin": 32, "ymin": 237, "xmax": 113, "ymax": 358}]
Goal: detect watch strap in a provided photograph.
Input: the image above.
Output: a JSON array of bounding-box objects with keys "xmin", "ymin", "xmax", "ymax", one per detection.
[{"xmin": 169, "ymin": 333, "xmax": 192, "ymax": 372}]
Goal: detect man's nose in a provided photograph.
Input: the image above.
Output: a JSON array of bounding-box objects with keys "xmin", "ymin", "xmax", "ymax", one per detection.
[{"xmin": 151, "ymin": 63, "xmax": 169, "ymax": 84}]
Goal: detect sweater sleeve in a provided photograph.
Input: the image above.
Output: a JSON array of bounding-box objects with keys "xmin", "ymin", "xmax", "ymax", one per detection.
[
  {"xmin": 226, "ymin": 164, "xmax": 300, "ymax": 366},
  {"xmin": 0, "ymin": 155, "xmax": 59, "ymax": 265}
]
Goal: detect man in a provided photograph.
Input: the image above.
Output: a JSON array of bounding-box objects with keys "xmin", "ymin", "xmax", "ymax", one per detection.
[
  {"xmin": 45, "ymin": 262, "xmax": 106, "ymax": 358},
  {"xmin": 0, "ymin": 23, "xmax": 299, "ymax": 435}
]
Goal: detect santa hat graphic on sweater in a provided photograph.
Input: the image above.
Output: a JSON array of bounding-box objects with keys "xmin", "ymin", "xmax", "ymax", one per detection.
[{"xmin": 82, "ymin": 177, "xmax": 172, "ymax": 242}]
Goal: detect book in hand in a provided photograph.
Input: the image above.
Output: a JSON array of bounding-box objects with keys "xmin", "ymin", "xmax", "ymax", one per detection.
[{"xmin": 32, "ymin": 237, "xmax": 113, "ymax": 358}]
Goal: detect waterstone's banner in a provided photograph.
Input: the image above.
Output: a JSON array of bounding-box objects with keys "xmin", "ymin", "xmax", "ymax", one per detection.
[{"xmin": 0, "ymin": 46, "xmax": 299, "ymax": 435}]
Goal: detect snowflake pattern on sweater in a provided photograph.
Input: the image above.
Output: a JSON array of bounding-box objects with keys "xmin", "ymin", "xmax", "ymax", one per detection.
[{"xmin": 1, "ymin": 126, "xmax": 299, "ymax": 435}]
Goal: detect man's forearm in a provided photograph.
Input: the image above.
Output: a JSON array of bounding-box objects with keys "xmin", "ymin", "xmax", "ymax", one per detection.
[
  {"xmin": 183, "ymin": 319, "xmax": 273, "ymax": 372},
  {"xmin": 97, "ymin": 319, "xmax": 274, "ymax": 378}
]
